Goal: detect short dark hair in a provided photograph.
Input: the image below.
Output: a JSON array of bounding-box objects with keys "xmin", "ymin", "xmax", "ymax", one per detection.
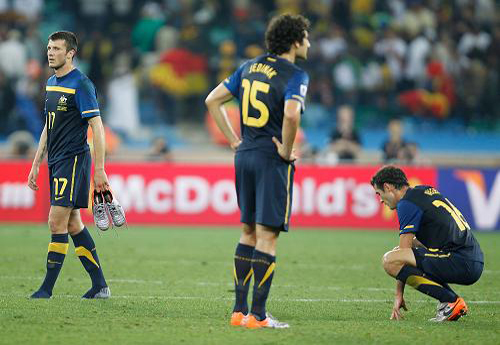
[
  {"xmin": 48, "ymin": 31, "xmax": 78, "ymax": 55},
  {"xmin": 370, "ymin": 165, "xmax": 409, "ymax": 190},
  {"xmin": 265, "ymin": 14, "xmax": 310, "ymax": 55}
]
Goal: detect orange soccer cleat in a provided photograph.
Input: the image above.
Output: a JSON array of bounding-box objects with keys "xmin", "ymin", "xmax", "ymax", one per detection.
[
  {"xmin": 230, "ymin": 312, "xmax": 248, "ymax": 326},
  {"xmin": 245, "ymin": 313, "xmax": 289, "ymax": 329},
  {"xmin": 430, "ymin": 297, "xmax": 468, "ymax": 322}
]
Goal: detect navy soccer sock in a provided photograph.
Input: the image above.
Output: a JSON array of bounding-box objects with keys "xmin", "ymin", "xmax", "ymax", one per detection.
[
  {"xmin": 38, "ymin": 233, "xmax": 69, "ymax": 296},
  {"xmin": 397, "ymin": 265, "xmax": 457, "ymax": 303},
  {"xmin": 71, "ymin": 227, "xmax": 107, "ymax": 287},
  {"xmin": 232, "ymin": 243, "xmax": 254, "ymax": 314},
  {"xmin": 250, "ymin": 250, "xmax": 276, "ymax": 320}
]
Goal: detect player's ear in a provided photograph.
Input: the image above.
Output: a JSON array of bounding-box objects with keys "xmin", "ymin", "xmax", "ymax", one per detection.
[
  {"xmin": 383, "ymin": 183, "xmax": 391, "ymax": 192},
  {"xmin": 67, "ymin": 49, "xmax": 75, "ymax": 60}
]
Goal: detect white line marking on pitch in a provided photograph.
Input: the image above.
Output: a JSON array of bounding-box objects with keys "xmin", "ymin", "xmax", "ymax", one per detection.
[
  {"xmin": 0, "ymin": 293, "xmax": 499, "ymax": 304},
  {"xmin": 0, "ymin": 276, "xmax": 163, "ymax": 285}
]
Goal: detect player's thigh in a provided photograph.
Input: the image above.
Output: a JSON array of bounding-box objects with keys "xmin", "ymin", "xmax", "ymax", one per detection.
[
  {"xmin": 413, "ymin": 248, "xmax": 482, "ymax": 285},
  {"xmin": 256, "ymin": 224, "xmax": 280, "ymax": 241},
  {"xmin": 235, "ymin": 151, "xmax": 256, "ymax": 224},
  {"xmin": 255, "ymin": 157, "xmax": 294, "ymax": 231},
  {"xmin": 67, "ymin": 209, "xmax": 84, "ymax": 236},
  {"xmin": 239, "ymin": 223, "xmax": 256, "ymax": 246},
  {"xmin": 255, "ymin": 224, "xmax": 280, "ymax": 255},
  {"xmin": 383, "ymin": 248, "xmax": 417, "ymax": 267},
  {"xmin": 48, "ymin": 205, "xmax": 72, "ymax": 234},
  {"xmin": 49, "ymin": 152, "xmax": 91, "ymax": 209}
]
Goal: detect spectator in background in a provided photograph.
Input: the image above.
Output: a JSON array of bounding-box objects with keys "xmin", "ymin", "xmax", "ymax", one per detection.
[
  {"xmin": 0, "ymin": 29, "xmax": 27, "ymax": 80},
  {"xmin": 0, "ymin": 70, "xmax": 16, "ymax": 135},
  {"xmin": 107, "ymin": 52, "xmax": 140, "ymax": 137},
  {"xmin": 7, "ymin": 130, "xmax": 35, "ymax": 159},
  {"xmin": 374, "ymin": 27, "xmax": 406, "ymax": 84},
  {"xmin": 327, "ymin": 105, "xmax": 362, "ymax": 162},
  {"xmin": 149, "ymin": 137, "xmax": 172, "ymax": 161},
  {"xmin": 382, "ymin": 118, "xmax": 418, "ymax": 164},
  {"xmin": 132, "ymin": 2, "xmax": 165, "ymax": 53}
]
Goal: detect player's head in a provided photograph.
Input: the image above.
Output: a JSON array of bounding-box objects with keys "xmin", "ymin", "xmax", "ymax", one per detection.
[
  {"xmin": 47, "ymin": 31, "xmax": 78, "ymax": 70},
  {"xmin": 265, "ymin": 14, "xmax": 310, "ymax": 60},
  {"xmin": 370, "ymin": 166, "xmax": 409, "ymax": 209}
]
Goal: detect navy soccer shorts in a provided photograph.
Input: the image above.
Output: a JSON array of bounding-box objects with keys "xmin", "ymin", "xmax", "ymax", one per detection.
[
  {"xmin": 412, "ymin": 247, "xmax": 483, "ymax": 285},
  {"xmin": 235, "ymin": 150, "xmax": 294, "ymax": 232},
  {"xmin": 48, "ymin": 151, "xmax": 91, "ymax": 209}
]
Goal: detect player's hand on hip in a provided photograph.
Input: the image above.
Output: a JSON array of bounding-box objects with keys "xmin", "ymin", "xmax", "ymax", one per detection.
[
  {"xmin": 27, "ymin": 165, "xmax": 40, "ymax": 191},
  {"xmin": 272, "ymin": 137, "xmax": 297, "ymax": 162},
  {"xmin": 230, "ymin": 139, "xmax": 242, "ymax": 152},
  {"xmin": 94, "ymin": 169, "xmax": 110, "ymax": 192},
  {"xmin": 390, "ymin": 295, "xmax": 407, "ymax": 321}
]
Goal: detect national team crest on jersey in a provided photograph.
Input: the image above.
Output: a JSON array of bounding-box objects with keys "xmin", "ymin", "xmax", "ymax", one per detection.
[{"xmin": 57, "ymin": 95, "xmax": 67, "ymax": 111}]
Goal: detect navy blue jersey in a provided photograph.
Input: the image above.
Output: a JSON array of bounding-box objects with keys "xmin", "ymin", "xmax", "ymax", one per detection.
[
  {"xmin": 224, "ymin": 54, "xmax": 309, "ymax": 154},
  {"xmin": 397, "ymin": 186, "xmax": 483, "ymax": 261},
  {"xmin": 45, "ymin": 68, "xmax": 100, "ymax": 166}
]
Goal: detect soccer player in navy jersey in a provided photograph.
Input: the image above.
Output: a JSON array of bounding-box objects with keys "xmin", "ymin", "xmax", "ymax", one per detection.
[
  {"xmin": 28, "ymin": 31, "xmax": 111, "ymax": 299},
  {"xmin": 371, "ymin": 166, "xmax": 484, "ymax": 321},
  {"xmin": 205, "ymin": 14, "xmax": 310, "ymax": 328}
]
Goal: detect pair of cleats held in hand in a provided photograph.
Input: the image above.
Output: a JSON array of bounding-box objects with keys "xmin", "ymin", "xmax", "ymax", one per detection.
[{"xmin": 93, "ymin": 190, "xmax": 126, "ymax": 231}]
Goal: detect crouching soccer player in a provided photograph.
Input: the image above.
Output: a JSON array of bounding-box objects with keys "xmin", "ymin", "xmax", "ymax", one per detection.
[
  {"xmin": 28, "ymin": 31, "xmax": 112, "ymax": 299},
  {"xmin": 371, "ymin": 166, "xmax": 484, "ymax": 321}
]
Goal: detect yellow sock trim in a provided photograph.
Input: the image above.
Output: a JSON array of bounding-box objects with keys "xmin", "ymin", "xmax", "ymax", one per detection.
[
  {"xmin": 258, "ymin": 263, "xmax": 276, "ymax": 288},
  {"xmin": 48, "ymin": 242, "xmax": 69, "ymax": 255},
  {"xmin": 243, "ymin": 269, "xmax": 253, "ymax": 286},
  {"xmin": 75, "ymin": 246, "xmax": 99, "ymax": 268},
  {"xmin": 407, "ymin": 275, "xmax": 442, "ymax": 289},
  {"xmin": 233, "ymin": 266, "xmax": 238, "ymax": 285}
]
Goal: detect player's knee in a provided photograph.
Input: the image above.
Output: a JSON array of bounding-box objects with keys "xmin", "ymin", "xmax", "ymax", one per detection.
[
  {"xmin": 67, "ymin": 222, "xmax": 82, "ymax": 236},
  {"xmin": 242, "ymin": 224, "xmax": 255, "ymax": 236},
  {"xmin": 382, "ymin": 251, "xmax": 396, "ymax": 273},
  {"xmin": 48, "ymin": 217, "xmax": 65, "ymax": 234}
]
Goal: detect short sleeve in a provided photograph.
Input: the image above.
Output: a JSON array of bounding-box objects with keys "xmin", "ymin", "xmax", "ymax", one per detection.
[
  {"xmin": 397, "ymin": 199, "xmax": 423, "ymax": 235},
  {"xmin": 284, "ymin": 70, "xmax": 309, "ymax": 113},
  {"xmin": 223, "ymin": 63, "xmax": 246, "ymax": 98},
  {"xmin": 76, "ymin": 78, "xmax": 100, "ymax": 118}
]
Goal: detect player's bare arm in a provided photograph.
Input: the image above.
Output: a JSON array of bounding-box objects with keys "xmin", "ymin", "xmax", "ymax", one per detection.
[
  {"xmin": 88, "ymin": 116, "xmax": 109, "ymax": 192},
  {"xmin": 272, "ymin": 99, "xmax": 301, "ymax": 161},
  {"xmin": 205, "ymin": 83, "xmax": 241, "ymax": 151},
  {"xmin": 389, "ymin": 233, "xmax": 414, "ymax": 320},
  {"xmin": 28, "ymin": 123, "xmax": 48, "ymax": 191},
  {"xmin": 391, "ymin": 280, "xmax": 407, "ymax": 320},
  {"xmin": 412, "ymin": 236, "xmax": 425, "ymax": 248}
]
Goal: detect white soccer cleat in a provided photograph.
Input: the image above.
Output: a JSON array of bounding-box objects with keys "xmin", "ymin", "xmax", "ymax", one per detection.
[
  {"xmin": 246, "ymin": 313, "xmax": 290, "ymax": 329},
  {"xmin": 82, "ymin": 286, "xmax": 111, "ymax": 299},
  {"xmin": 93, "ymin": 191, "xmax": 110, "ymax": 231},
  {"xmin": 103, "ymin": 191, "xmax": 126, "ymax": 227}
]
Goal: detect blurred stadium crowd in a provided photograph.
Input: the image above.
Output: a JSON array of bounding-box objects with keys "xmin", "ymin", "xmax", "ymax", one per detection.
[{"xmin": 0, "ymin": 0, "xmax": 498, "ymax": 163}]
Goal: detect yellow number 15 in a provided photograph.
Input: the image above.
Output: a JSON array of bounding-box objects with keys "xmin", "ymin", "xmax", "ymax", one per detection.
[{"xmin": 241, "ymin": 79, "xmax": 270, "ymax": 128}]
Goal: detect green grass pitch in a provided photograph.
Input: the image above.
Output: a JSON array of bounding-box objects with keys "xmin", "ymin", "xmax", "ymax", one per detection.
[{"xmin": 0, "ymin": 225, "xmax": 499, "ymax": 344}]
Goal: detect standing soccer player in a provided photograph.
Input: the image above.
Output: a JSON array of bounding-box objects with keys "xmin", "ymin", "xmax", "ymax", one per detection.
[
  {"xmin": 371, "ymin": 166, "xmax": 484, "ymax": 321},
  {"xmin": 205, "ymin": 14, "xmax": 310, "ymax": 328},
  {"xmin": 28, "ymin": 31, "xmax": 111, "ymax": 299}
]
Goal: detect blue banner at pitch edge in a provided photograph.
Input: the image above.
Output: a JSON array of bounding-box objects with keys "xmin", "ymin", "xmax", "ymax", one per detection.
[{"xmin": 438, "ymin": 168, "xmax": 500, "ymax": 231}]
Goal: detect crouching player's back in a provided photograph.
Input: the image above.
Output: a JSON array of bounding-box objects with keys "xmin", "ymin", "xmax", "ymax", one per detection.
[{"xmin": 371, "ymin": 165, "xmax": 484, "ymax": 322}]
